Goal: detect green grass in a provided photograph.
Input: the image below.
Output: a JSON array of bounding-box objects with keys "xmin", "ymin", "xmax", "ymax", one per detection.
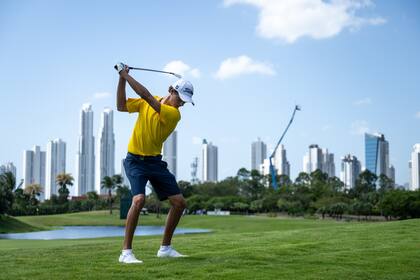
[
  {"xmin": 0, "ymin": 215, "xmax": 43, "ymax": 233},
  {"xmin": 0, "ymin": 211, "xmax": 419, "ymax": 280}
]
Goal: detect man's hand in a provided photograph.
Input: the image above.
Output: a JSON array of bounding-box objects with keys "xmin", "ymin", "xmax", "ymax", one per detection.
[{"xmin": 115, "ymin": 62, "xmax": 130, "ymax": 77}]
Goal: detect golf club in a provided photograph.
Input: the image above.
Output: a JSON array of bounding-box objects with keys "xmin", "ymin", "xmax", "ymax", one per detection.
[{"xmin": 114, "ymin": 64, "xmax": 182, "ymax": 78}]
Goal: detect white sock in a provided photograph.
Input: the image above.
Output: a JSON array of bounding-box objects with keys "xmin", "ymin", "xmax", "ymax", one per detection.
[
  {"xmin": 160, "ymin": 245, "xmax": 171, "ymax": 251},
  {"xmin": 122, "ymin": 249, "xmax": 132, "ymax": 256}
]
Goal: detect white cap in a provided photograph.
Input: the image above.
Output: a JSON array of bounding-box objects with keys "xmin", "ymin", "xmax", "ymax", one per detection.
[{"xmin": 172, "ymin": 79, "xmax": 195, "ymax": 105}]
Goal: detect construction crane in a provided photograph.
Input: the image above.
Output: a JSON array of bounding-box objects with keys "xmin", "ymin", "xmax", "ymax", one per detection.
[{"xmin": 269, "ymin": 105, "xmax": 301, "ymax": 190}]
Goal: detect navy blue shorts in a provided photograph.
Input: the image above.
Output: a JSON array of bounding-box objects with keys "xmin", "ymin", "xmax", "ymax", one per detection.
[{"xmin": 123, "ymin": 152, "xmax": 181, "ymax": 201}]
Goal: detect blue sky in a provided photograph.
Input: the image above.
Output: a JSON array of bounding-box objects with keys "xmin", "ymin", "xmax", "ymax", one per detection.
[{"xmin": 1, "ymin": 0, "xmax": 419, "ymax": 188}]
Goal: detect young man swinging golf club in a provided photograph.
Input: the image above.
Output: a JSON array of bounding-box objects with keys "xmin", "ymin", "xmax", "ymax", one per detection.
[{"xmin": 115, "ymin": 62, "xmax": 194, "ymax": 263}]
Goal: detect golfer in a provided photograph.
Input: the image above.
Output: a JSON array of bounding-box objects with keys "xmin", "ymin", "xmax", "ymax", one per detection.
[{"xmin": 115, "ymin": 63, "xmax": 194, "ymax": 264}]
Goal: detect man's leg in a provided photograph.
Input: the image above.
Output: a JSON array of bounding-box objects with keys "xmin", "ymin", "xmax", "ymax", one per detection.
[
  {"xmin": 123, "ymin": 194, "xmax": 145, "ymax": 249},
  {"xmin": 162, "ymin": 194, "xmax": 187, "ymax": 246}
]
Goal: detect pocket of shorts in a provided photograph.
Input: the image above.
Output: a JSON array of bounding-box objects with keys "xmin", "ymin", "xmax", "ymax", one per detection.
[{"xmin": 160, "ymin": 161, "xmax": 168, "ymax": 169}]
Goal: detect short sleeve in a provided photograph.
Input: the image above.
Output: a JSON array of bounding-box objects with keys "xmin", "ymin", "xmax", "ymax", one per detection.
[
  {"xmin": 160, "ymin": 104, "xmax": 181, "ymax": 125},
  {"xmin": 126, "ymin": 98, "xmax": 144, "ymax": 113}
]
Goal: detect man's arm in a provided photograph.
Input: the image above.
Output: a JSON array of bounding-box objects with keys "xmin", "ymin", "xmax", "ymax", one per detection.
[
  {"xmin": 116, "ymin": 76, "xmax": 128, "ymax": 112},
  {"xmin": 120, "ymin": 68, "xmax": 161, "ymax": 113}
]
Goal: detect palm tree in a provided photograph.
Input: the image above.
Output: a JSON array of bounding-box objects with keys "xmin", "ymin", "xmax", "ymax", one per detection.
[
  {"xmin": 56, "ymin": 173, "xmax": 74, "ymax": 203},
  {"xmin": 24, "ymin": 184, "xmax": 43, "ymax": 206},
  {"xmin": 101, "ymin": 175, "xmax": 119, "ymax": 214}
]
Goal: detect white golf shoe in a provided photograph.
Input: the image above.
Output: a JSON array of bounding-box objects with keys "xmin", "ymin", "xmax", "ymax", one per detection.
[
  {"xmin": 157, "ymin": 246, "xmax": 187, "ymax": 258},
  {"xmin": 119, "ymin": 252, "xmax": 143, "ymax": 264}
]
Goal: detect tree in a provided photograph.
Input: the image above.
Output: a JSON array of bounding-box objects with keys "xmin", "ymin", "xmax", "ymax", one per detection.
[
  {"xmin": 101, "ymin": 175, "xmax": 123, "ymax": 214},
  {"xmin": 56, "ymin": 173, "xmax": 74, "ymax": 204},
  {"xmin": 352, "ymin": 170, "xmax": 377, "ymax": 198},
  {"xmin": 0, "ymin": 172, "xmax": 15, "ymax": 215},
  {"xmin": 24, "ymin": 184, "xmax": 43, "ymax": 206},
  {"xmin": 86, "ymin": 191, "xmax": 99, "ymax": 211},
  {"xmin": 378, "ymin": 174, "xmax": 394, "ymax": 194},
  {"xmin": 101, "ymin": 176, "xmax": 115, "ymax": 214}
]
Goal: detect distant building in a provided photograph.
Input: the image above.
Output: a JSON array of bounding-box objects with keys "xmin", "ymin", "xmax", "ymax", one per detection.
[
  {"xmin": 388, "ymin": 165, "xmax": 395, "ymax": 184},
  {"xmin": 96, "ymin": 108, "xmax": 115, "ymax": 194},
  {"xmin": 23, "ymin": 146, "xmax": 46, "ymax": 200},
  {"xmin": 76, "ymin": 103, "xmax": 95, "ymax": 196},
  {"xmin": 303, "ymin": 144, "xmax": 335, "ymax": 176},
  {"xmin": 409, "ymin": 144, "xmax": 420, "ymax": 190},
  {"xmin": 340, "ymin": 154, "xmax": 361, "ymax": 189},
  {"xmin": 121, "ymin": 159, "xmax": 130, "ymax": 188},
  {"xmin": 190, "ymin": 156, "xmax": 199, "ymax": 184},
  {"xmin": 260, "ymin": 145, "xmax": 290, "ymax": 177},
  {"xmin": 202, "ymin": 139, "xmax": 218, "ymax": 182},
  {"xmin": 0, "ymin": 162, "xmax": 16, "ymax": 179},
  {"xmin": 163, "ymin": 131, "xmax": 177, "ymax": 179},
  {"xmin": 251, "ymin": 138, "xmax": 267, "ymax": 171},
  {"xmin": 365, "ymin": 133, "xmax": 390, "ymax": 178},
  {"xmin": 45, "ymin": 139, "xmax": 66, "ymax": 199}
]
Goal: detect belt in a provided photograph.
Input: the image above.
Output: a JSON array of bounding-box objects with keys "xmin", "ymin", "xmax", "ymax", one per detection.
[{"xmin": 127, "ymin": 152, "xmax": 162, "ymax": 160}]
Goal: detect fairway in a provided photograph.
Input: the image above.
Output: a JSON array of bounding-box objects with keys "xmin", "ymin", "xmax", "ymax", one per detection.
[{"xmin": 1, "ymin": 212, "xmax": 419, "ymax": 280}]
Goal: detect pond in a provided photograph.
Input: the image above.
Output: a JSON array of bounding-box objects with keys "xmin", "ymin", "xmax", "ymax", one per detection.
[{"xmin": 0, "ymin": 226, "xmax": 211, "ymax": 240}]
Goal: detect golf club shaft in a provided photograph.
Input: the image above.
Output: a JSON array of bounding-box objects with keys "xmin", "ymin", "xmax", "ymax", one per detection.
[{"xmin": 128, "ymin": 67, "xmax": 180, "ymax": 77}]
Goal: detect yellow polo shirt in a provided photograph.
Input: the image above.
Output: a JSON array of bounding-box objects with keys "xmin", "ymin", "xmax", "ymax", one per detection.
[{"xmin": 126, "ymin": 96, "xmax": 180, "ymax": 156}]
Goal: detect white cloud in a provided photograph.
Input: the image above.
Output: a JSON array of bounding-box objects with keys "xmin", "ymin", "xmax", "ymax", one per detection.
[
  {"xmin": 353, "ymin": 97, "xmax": 372, "ymax": 106},
  {"xmin": 93, "ymin": 92, "xmax": 111, "ymax": 99},
  {"xmin": 215, "ymin": 55, "xmax": 275, "ymax": 80},
  {"xmin": 163, "ymin": 60, "xmax": 201, "ymax": 78},
  {"xmin": 350, "ymin": 120, "xmax": 370, "ymax": 135},
  {"xmin": 224, "ymin": 0, "xmax": 386, "ymax": 43},
  {"xmin": 415, "ymin": 111, "xmax": 420, "ymax": 119}
]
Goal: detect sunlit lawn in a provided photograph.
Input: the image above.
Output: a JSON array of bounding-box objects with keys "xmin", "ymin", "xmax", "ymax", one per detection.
[{"xmin": 1, "ymin": 211, "xmax": 419, "ymax": 280}]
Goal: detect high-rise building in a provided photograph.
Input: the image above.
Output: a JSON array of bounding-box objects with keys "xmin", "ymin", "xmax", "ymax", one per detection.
[
  {"xmin": 251, "ymin": 138, "xmax": 267, "ymax": 171},
  {"xmin": 190, "ymin": 156, "xmax": 199, "ymax": 184},
  {"xmin": 163, "ymin": 131, "xmax": 177, "ymax": 178},
  {"xmin": 340, "ymin": 154, "xmax": 361, "ymax": 189},
  {"xmin": 260, "ymin": 145, "xmax": 290, "ymax": 177},
  {"xmin": 409, "ymin": 144, "xmax": 420, "ymax": 190},
  {"xmin": 0, "ymin": 162, "xmax": 16, "ymax": 179},
  {"xmin": 23, "ymin": 146, "xmax": 46, "ymax": 200},
  {"xmin": 322, "ymin": 149, "xmax": 335, "ymax": 177},
  {"xmin": 45, "ymin": 139, "xmax": 66, "ymax": 200},
  {"xmin": 388, "ymin": 165, "xmax": 395, "ymax": 184},
  {"xmin": 96, "ymin": 108, "xmax": 115, "ymax": 194},
  {"xmin": 365, "ymin": 133, "xmax": 390, "ymax": 178},
  {"xmin": 121, "ymin": 159, "xmax": 130, "ymax": 188},
  {"xmin": 303, "ymin": 144, "xmax": 335, "ymax": 176},
  {"xmin": 202, "ymin": 139, "xmax": 218, "ymax": 182},
  {"xmin": 303, "ymin": 144, "xmax": 322, "ymax": 173},
  {"xmin": 76, "ymin": 103, "xmax": 95, "ymax": 196}
]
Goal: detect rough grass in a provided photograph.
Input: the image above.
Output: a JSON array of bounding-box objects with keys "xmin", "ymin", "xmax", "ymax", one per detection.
[{"xmin": 0, "ymin": 211, "xmax": 419, "ymax": 280}]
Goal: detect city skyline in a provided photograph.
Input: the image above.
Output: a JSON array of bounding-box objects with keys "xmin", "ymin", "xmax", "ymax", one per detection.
[{"xmin": 1, "ymin": 1, "xmax": 419, "ymax": 187}]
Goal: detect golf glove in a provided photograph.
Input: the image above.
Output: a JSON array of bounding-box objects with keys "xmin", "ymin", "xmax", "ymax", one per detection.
[{"xmin": 114, "ymin": 62, "xmax": 127, "ymax": 73}]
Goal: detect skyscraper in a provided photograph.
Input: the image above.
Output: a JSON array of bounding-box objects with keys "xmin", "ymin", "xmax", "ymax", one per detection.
[
  {"xmin": 121, "ymin": 159, "xmax": 130, "ymax": 188},
  {"xmin": 251, "ymin": 138, "xmax": 267, "ymax": 171},
  {"xmin": 0, "ymin": 162, "xmax": 16, "ymax": 179},
  {"xmin": 323, "ymin": 149, "xmax": 335, "ymax": 177},
  {"xmin": 409, "ymin": 144, "xmax": 420, "ymax": 190},
  {"xmin": 202, "ymin": 139, "xmax": 218, "ymax": 182},
  {"xmin": 163, "ymin": 131, "xmax": 177, "ymax": 179},
  {"xmin": 261, "ymin": 145, "xmax": 290, "ymax": 177},
  {"xmin": 45, "ymin": 139, "xmax": 66, "ymax": 200},
  {"xmin": 76, "ymin": 103, "xmax": 95, "ymax": 196},
  {"xmin": 303, "ymin": 144, "xmax": 323, "ymax": 173},
  {"xmin": 365, "ymin": 133, "xmax": 390, "ymax": 177},
  {"xmin": 340, "ymin": 154, "xmax": 361, "ymax": 189},
  {"xmin": 303, "ymin": 145, "xmax": 335, "ymax": 176},
  {"xmin": 23, "ymin": 146, "xmax": 46, "ymax": 200},
  {"xmin": 96, "ymin": 108, "xmax": 115, "ymax": 194}
]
